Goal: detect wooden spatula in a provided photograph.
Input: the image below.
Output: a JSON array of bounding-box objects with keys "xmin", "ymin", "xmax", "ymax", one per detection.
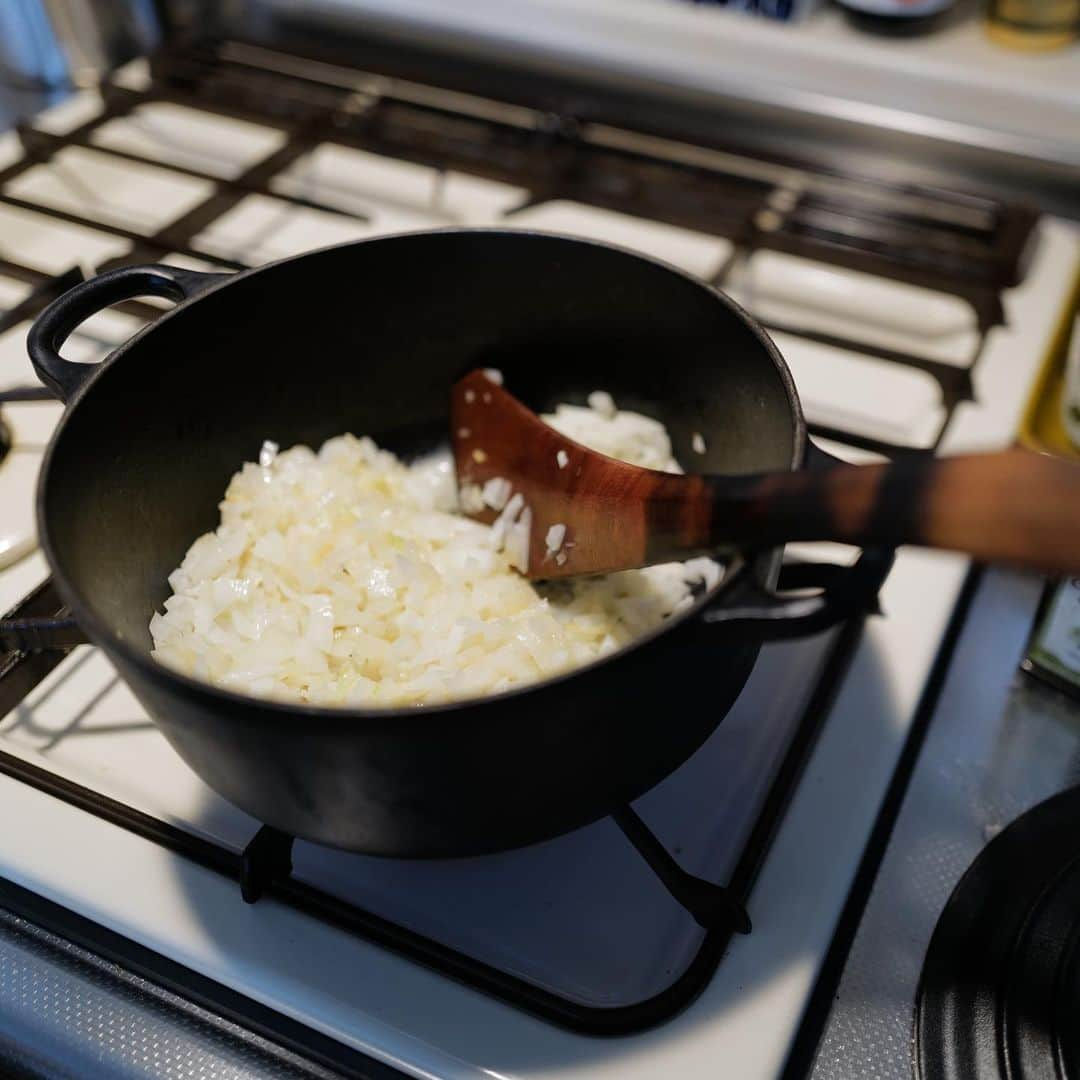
[{"xmin": 450, "ymin": 369, "xmax": 1080, "ymax": 581}]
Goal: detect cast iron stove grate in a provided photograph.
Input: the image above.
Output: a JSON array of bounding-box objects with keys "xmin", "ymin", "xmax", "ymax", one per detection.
[
  {"xmin": 0, "ymin": 37, "xmax": 1042, "ymax": 460},
  {"xmin": 0, "ymin": 33, "xmax": 1035, "ymax": 1047}
]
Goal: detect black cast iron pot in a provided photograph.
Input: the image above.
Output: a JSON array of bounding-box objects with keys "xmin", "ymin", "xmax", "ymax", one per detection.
[{"xmin": 0, "ymin": 230, "xmax": 889, "ymax": 857}]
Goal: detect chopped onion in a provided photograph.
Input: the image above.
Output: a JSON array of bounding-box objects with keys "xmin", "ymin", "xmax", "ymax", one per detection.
[
  {"xmin": 543, "ymin": 402, "xmax": 679, "ymax": 474},
  {"xmin": 459, "ymin": 483, "xmax": 485, "ymax": 514},
  {"xmin": 545, "ymin": 523, "xmax": 566, "ymax": 555},
  {"xmin": 587, "ymin": 390, "xmax": 617, "ymax": 419},
  {"xmin": 505, "ymin": 506, "xmax": 532, "ymax": 572},
  {"xmin": 482, "ymin": 476, "xmax": 512, "ymax": 510},
  {"xmin": 151, "ymin": 395, "xmax": 724, "ymax": 708}
]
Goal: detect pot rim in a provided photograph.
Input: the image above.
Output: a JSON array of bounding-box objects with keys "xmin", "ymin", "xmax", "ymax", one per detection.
[{"xmin": 34, "ymin": 227, "xmax": 806, "ymax": 725}]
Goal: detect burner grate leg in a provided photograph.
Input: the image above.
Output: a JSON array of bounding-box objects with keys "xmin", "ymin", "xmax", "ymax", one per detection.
[
  {"xmin": 612, "ymin": 805, "xmax": 751, "ymax": 934},
  {"xmin": 240, "ymin": 825, "xmax": 294, "ymax": 904},
  {"xmin": 238, "ymin": 815, "xmax": 750, "ymax": 934}
]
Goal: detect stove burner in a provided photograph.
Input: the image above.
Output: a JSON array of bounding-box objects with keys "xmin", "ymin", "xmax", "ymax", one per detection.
[{"xmin": 916, "ymin": 786, "xmax": 1080, "ymax": 1080}]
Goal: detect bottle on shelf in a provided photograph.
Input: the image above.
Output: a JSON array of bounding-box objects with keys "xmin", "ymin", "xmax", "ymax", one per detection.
[
  {"xmin": 1062, "ymin": 316, "xmax": 1080, "ymax": 452},
  {"xmin": 985, "ymin": 0, "xmax": 1080, "ymax": 50}
]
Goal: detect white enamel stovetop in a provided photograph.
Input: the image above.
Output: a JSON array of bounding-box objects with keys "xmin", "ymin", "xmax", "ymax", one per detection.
[{"xmin": 0, "ymin": 62, "xmax": 1077, "ymax": 1079}]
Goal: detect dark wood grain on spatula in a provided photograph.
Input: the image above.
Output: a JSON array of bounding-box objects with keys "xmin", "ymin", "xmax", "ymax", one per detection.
[{"xmin": 451, "ymin": 370, "xmax": 1080, "ymax": 580}]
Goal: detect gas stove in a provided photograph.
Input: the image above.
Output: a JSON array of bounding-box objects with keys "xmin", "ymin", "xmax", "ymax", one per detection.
[{"xmin": 0, "ymin": 33, "xmax": 1077, "ymax": 1080}]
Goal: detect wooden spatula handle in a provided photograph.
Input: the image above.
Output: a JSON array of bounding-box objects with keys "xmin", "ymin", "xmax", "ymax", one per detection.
[
  {"xmin": 688, "ymin": 449, "xmax": 1080, "ymax": 575},
  {"xmin": 452, "ymin": 371, "xmax": 1080, "ymax": 579}
]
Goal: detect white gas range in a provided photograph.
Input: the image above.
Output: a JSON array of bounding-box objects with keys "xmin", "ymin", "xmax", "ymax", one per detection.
[{"xmin": 0, "ymin": 35, "xmax": 1077, "ymax": 1080}]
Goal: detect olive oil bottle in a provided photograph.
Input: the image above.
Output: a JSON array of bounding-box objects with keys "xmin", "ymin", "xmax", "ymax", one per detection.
[{"xmin": 986, "ymin": 0, "xmax": 1079, "ymax": 50}]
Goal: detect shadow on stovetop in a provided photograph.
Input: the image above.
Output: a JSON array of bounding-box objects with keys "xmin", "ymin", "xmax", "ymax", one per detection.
[
  {"xmin": 163, "ymin": 621, "xmax": 912, "ymax": 1072},
  {"xmin": 4, "ymin": 649, "xmax": 156, "ymax": 750}
]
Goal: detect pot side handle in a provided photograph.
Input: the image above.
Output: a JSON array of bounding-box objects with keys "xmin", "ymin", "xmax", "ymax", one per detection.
[
  {"xmin": 696, "ymin": 440, "xmax": 893, "ymax": 641},
  {"xmin": 700, "ymin": 546, "xmax": 895, "ymax": 641},
  {"xmin": 27, "ymin": 264, "xmax": 230, "ymax": 403}
]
